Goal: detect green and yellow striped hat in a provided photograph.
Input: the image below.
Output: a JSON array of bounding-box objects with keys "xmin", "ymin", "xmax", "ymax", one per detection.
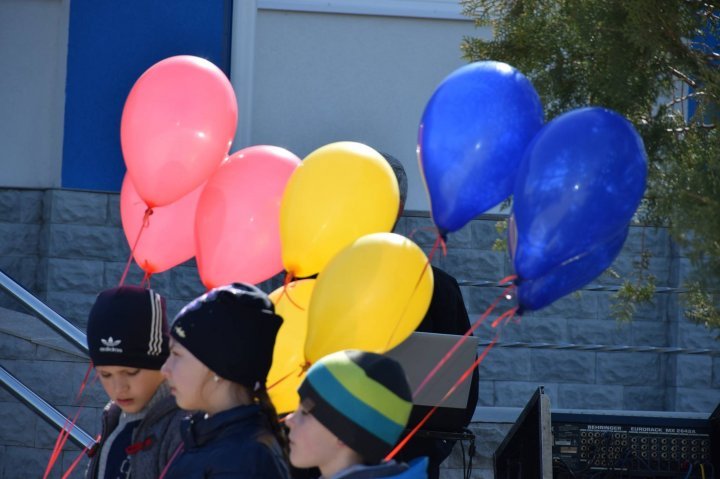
[{"xmin": 298, "ymin": 350, "xmax": 413, "ymax": 463}]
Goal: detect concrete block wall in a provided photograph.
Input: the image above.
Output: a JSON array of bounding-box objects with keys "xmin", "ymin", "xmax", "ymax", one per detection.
[
  {"xmin": 1, "ymin": 188, "xmax": 719, "ymax": 478},
  {"xmin": 0, "ymin": 308, "xmax": 106, "ymax": 479}
]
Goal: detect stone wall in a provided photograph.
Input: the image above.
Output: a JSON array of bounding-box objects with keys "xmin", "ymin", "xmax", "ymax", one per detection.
[{"xmin": 1, "ymin": 188, "xmax": 718, "ymax": 478}]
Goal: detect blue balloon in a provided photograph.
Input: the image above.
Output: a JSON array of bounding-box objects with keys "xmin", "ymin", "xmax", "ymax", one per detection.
[
  {"xmin": 517, "ymin": 226, "xmax": 628, "ymax": 312},
  {"xmin": 418, "ymin": 61, "xmax": 543, "ymax": 235},
  {"xmin": 513, "ymin": 107, "xmax": 646, "ymax": 280}
]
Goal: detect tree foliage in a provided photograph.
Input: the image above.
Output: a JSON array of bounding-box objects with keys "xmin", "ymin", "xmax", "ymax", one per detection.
[{"xmin": 461, "ymin": 0, "xmax": 720, "ymax": 331}]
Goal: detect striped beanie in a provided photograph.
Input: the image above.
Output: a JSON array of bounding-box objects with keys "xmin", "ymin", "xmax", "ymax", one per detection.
[
  {"xmin": 86, "ymin": 286, "xmax": 168, "ymax": 370},
  {"xmin": 298, "ymin": 350, "xmax": 413, "ymax": 463}
]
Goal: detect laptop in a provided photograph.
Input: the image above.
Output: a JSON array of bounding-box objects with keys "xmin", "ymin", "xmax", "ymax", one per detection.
[{"xmin": 385, "ymin": 331, "xmax": 479, "ymax": 431}]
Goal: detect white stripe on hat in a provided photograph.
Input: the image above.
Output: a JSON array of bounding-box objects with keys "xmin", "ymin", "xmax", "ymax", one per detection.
[{"xmin": 147, "ymin": 290, "xmax": 162, "ymax": 356}]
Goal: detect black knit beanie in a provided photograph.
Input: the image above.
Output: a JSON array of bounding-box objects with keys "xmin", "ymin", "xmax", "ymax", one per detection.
[
  {"xmin": 170, "ymin": 283, "xmax": 283, "ymax": 389},
  {"xmin": 86, "ymin": 286, "xmax": 169, "ymax": 370}
]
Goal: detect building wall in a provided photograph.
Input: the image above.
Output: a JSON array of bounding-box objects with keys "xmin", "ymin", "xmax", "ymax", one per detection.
[
  {"xmin": 0, "ymin": 0, "xmax": 69, "ymax": 189},
  {"xmin": 246, "ymin": 7, "xmax": 481, "ymax": 212},
  {"xmin": 0, "ymin": 187, "xmax": 718, "ymax": 478}
]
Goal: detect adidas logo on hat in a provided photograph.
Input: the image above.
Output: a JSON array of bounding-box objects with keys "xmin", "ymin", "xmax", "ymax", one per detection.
[{"xmin": 99, "ymin": 337, "xmax": 123, "ymax": 353}]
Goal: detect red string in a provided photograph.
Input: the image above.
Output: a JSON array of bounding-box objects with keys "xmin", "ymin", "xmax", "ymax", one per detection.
[
  {"xmin": 266, "ymin": 363, "xmax": 308, "ymax": 391},
  {"xmin": 384, "ymin": 231, "xmax": 447, "ymax": 350},
  {"xmin": 491, "ymin": 306, "xmax": 518, "ymax": 329},
  {"xmin": 385, "ymin": 334, "xmax": 499, "ymax": 461},
  {"xmin": 44, "ymin": 407, "xmax": 84, "ymax": 479},
  {"xmin": 119, "ymin": 208, "xmax": 153, "ymax": 286},
  {"xmin": 413, "ymin": 282, "xmax": 515, "ymax": 398},
  {"xmin": 60, "ymin": 434, "xmax": 100, "ymax": 479},
  {"xmin": 277, "ymin": 272, "xmax": 304, "ymax": 310},
  {"xmin": 384, "ymin": 257, "xmax": 435, "ymax": 350},
  {"xmin": 43, "ymin": 364, "xmax": 96, "ymax": 478},
  {"xmin": 158, "ymin": 443, "xmax": 185, "ymax": 479}
]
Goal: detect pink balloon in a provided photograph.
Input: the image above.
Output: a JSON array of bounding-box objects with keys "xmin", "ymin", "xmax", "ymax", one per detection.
[
  {"xmin": 121, "ymin": 55, "xmax": 238, "ymax": 208},
  {"xmin": 195, "ymin": 145, "xmax": 301, "ymax": 288},
  {"xmin": 120, "ymin": 175, "xmax": 203, "ymax": 275}
]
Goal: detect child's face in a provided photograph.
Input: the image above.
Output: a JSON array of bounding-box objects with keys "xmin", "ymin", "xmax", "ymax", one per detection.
[
  {"xmin": 161, "ymin": 339, "xmax": 213, "ymax": 411},
  {"xmin": 286, "ymin": 403, "xmax": 347, "ymax": 475},
  {"xmin": 95, "ymin": 366, "xmax": 164, "ymax": 414}
]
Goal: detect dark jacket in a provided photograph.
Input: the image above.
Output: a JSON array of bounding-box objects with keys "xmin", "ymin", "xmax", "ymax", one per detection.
[
  {"xmin": 164, "ymin": 404, "xmax": 290, "ymax": 479},
  {"xmin": 86, "ymin": 385, "xmax": 185, "ymax": 479},
  {"xmin": 330, "ymin": 458, "xmax": 427, "ymax": 479}
]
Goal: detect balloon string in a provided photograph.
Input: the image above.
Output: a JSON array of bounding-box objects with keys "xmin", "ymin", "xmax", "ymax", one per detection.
[
  {"xmin": 413, "ymin": 281, "xmax": 514, "ymax": 398},
  {"xmin": 384, "ymin": 334, "xmax": 499, "ymax": 462},
  {"xmin": 60, "ymin": 434, "xmax": 100, "ymax": 479},
  {"xmin": 384, "ymin": 258, "xmax": 433, "ymax": 350},
  {"xmin": 140, "ymin": 271, "xmax": 152, "ymax": 288},
  {"xmin": 266, "ymin": 363, "xmax": 304, "ymax": 391},
  {"xmin": 279, "ymin": 272, "xmax": 304, "ymax": 310},
  {"xmin": 119, "ymin": 208, "xmax": 153, "ymax": 286},
  {"xmin": 425, "ymin": 232, "xmax": 446, "ymax": 264},
  {"xmin": 43, "ymin": 365, "xmax": 96, "ymax": 479},
  {"xmin": 384, "ymin": 231, "xmax": 448, "ymax": 350},
  {"xmin": 498, "ymin": 274, "xmax": 517, "ymax": 286},
  {"xmin": 491, "ymin": 306, "xmax": 519, "ymax": 329},
  {"xmin": 157, "ymin": 443, "xmax": 184, "ymax": 479}
]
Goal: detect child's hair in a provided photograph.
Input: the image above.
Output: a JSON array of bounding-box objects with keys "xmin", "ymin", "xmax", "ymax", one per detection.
[
  {"xmin": 169, "ymin": 282, "xmax": 287, "ymax": 450},
  {"xmin": 86, "ymin": 286, "xmax": 168, "ymax": 369},
  {"xmin": 297, "ymin": 350, "xmax": 413, "ymax": 463},
  {"xmin": 255, "ymin": 388, "xmax": 289, "ymax": 458}
]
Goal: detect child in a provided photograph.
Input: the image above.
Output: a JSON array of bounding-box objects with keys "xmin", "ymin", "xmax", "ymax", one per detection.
[
  {"xmin": 286, "ymin": 350, "xmax": 428, "ymax": 479},
  {"xmin": 85, "ymin": 286, "xmax": 185, "ymax": 479},
  {"xmin": 160, "ymin": 282, "xmax": 290, "ymax": 479}
]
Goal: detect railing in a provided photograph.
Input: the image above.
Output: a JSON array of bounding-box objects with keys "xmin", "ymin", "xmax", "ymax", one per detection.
[
  {"xmin": 0, "ymin": 366, "xmax": 95, "ymax": 449},
  {"xmin": 0, "ymin": 269, "xmax": 94, "ymax": 449},
  {"xmin": 0, "ymin": 270, "xmax": 87, "ymax": 354}
]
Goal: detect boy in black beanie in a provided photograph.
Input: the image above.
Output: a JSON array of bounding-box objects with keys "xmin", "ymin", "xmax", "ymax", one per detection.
[{"xmin": 85, "ymin": 286, "xmax": 185, "ymax": 479}]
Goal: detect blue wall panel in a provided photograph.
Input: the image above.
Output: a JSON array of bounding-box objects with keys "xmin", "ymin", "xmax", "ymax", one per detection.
[{"xmin": 62, "ymin": 0, "xmax": 232, "ymax": 191}]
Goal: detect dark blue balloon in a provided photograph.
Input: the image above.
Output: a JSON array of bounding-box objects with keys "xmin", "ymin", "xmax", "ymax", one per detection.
[
  {"xmin": 517, "ymin": 226, "xmax": 628, "ymax": 312},
  {"xmin": 513, "ymin": 107, "xmax": 646, "ymax": 280},
  {"xmin": 419, "ymin": 61, "xmax": 543, "ymax": 235}
]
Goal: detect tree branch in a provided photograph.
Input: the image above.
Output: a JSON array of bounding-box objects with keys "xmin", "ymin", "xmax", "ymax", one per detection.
[{"xmin": 669, "ymin": 67, "xmax": 698, "ymax": 88}]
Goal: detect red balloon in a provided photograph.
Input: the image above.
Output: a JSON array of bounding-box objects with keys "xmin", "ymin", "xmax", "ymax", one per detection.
[
  {"xmin": 196, "ymin": 145, "xmax": 301, "ymax": 288},
  {"xmin": 121, "ymin": 55, "xmax": 237, "ymax": 208},
  {"xmin": 120, "ymin": 175, "xmax": 203, "ymax": 275}
]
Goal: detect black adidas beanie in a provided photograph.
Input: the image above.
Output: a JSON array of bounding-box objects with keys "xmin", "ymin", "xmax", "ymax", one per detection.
[
  {"xmin": 170, "ymin": 283, "xmax": 283, "ymax": 389},
  {"xmin": 86, "ymin": 286, "xmax": 169, "ymax": 370}
]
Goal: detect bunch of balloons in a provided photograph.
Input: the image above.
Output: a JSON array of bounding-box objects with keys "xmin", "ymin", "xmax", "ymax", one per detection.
[
  {"xmin": 510, "ymin": 107, "xmax": 646, "ymax": 311},
  {"xmin": 118, "ymin": 55, "xmax": 648, "ymax": 412},
  {"xmin": 119, "ymin": 56, "xmax": 301, "ymax": 287},
  {"xmin": 269, "ymin": 142, "xmax": 434, "ymax": 412},
  {"xmin": 418, "ymin": 61, "xmax": 647, "ymax": 312},
  {"xmin": 119, "ymin": 58, "xmax": 435, "ymax": 413}
]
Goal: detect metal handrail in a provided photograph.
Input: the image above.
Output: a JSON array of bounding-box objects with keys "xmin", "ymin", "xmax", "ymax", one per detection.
[
  {"xmin": 0, "ymin": 269, "xmax": 94, "ymax": 450},
  {"xmin": 0, "ymin": 366, "xmax": 95, "ymax": 450},
  {"xmin": 0, "ymin": 269, "xmax": 87, "ymax": 354}
]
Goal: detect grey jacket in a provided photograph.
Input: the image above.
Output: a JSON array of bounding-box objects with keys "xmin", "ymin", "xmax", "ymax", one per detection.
[{"xmin": 86, "ymin": 385, "xmax": 186, "ymax": 479}]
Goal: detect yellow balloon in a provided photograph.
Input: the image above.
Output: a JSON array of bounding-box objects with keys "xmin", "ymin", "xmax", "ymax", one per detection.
[
  {"xmin": 267, "ymin": 279, "xmax": 314, "ymax": 414},
  {"xmin": 305, "ymin": 232, "xmax": 433, "ymax": 363},
  {"xmin": 280, "ymin": 142, "xmax": 399, "ymax": 278}
]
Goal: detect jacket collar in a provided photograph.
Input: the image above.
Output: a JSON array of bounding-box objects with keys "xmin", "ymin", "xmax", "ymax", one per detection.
[{"xmin": 182, "ymin": 404, "xmax": 262, "ymax": 449}]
